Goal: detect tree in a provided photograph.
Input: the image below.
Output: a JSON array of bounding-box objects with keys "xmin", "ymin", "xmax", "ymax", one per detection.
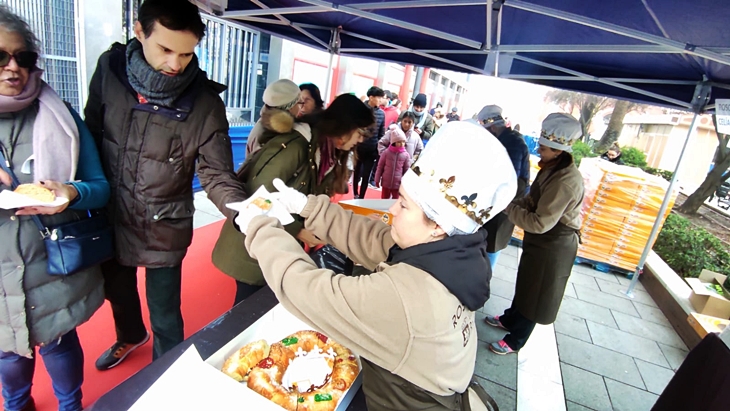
[
  {"xmin": 595, "ymin": 99, "xmax": 632, "ymax": 153},
  {"xmin": 678, "ymin": 115, "xmax": 730, "ymax": 214},
  {"xmin": 544, "ymin": 90, "xmax": 613, "ymax": 141}
]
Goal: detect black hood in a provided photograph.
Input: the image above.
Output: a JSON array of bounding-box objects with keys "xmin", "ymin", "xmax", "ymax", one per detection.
[{"xmin": 388, "ymin": 230, "xmax": 491, "ymax": 311}]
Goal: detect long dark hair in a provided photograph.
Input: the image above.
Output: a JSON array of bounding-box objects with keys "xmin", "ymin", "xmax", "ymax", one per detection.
[
  {"xmin": 299, "ymin": 83, "xmax": 324, "ymax": 110},
  {"xmin": 300, "ymin": 94, "xmax": 374, "ymax": 194}
]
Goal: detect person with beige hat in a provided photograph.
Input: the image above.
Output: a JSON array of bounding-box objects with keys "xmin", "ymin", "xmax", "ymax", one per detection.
[
  {"xmin": 234, "ymin": 121, "xmax": 516, "ymax": 410},
  {"xmin": 484, "ymin": 113, "xmax": 585, "ymax": 355},
  {"xmin": 245, "ymin": 78, "xmax": 303, "ymax": 156}
]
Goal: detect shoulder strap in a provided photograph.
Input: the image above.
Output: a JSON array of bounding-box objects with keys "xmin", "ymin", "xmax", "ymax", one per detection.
[
  {"xmin": 0, "ymin": 145, "xmax": 48, "ymax": 236},
  {"xmin": 238, "ymin": 133, "xmax": 307, "ymax": 191}
]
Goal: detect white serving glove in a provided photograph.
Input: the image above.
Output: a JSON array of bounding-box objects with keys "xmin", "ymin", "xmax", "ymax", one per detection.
[
  {"xmin": 271, "ymin": 178, "xmax": 308, "ymax": 215},
  {"xmin": 234, "ymin": 207, "xmax": 264, "ymax": 236}
]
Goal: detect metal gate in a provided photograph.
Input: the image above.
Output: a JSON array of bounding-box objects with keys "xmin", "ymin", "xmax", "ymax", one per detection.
[{"xmin": 3, "ymin": 0, "xmax": 83, "ymax": 111}]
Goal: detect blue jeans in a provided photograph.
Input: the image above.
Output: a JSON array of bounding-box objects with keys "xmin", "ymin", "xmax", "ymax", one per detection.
[
  {"xmin": 0, "ymin": 329, "xmax": 84, "ymax": 411},
  {"xmin": 487, "ymin": 251, "xmax": 501, "ymax": 272}
]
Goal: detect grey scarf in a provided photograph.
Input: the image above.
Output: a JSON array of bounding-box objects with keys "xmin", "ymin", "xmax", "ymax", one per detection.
[{"xmin": 125, "ymin": 39, "xmax": 199, "ymax": 107}]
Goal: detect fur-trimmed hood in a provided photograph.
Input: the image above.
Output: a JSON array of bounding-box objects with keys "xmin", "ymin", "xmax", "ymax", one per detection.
[{"xmin": 260, "ymin": 106, "xmax": 296, "ymax": 134}]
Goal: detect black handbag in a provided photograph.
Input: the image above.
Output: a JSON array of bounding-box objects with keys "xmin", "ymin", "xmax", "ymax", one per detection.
[
  {"xmin": 309, "ymin": 244, "xmax": 354, "ymax": 275},
  {"xmin": 0, "ymin": 147, "xmax": 114, "ymax": 276}
]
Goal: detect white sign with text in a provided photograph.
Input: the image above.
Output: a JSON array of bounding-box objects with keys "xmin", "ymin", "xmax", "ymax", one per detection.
[{"xmin": 716, "ymin": 99, "xmax": 730, "ymax": 135}]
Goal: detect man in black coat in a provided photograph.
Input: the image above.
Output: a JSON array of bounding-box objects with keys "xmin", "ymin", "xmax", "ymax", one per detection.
[{"xmin": 353, "ymin": 86, "xmax": 385, "ymax": 198}]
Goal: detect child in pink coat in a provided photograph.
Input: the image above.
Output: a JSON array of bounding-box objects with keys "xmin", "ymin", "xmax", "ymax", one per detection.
[
  {"xmin": 378, "ymin": 112, "xmax": 423, "ymax": 165},
  {"xmin": 374, "ymin": 127, "xmax": 411, "ymax": 199}
]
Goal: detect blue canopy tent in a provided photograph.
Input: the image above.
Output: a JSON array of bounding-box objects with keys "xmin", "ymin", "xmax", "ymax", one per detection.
[{"xmin": 197, "ymin": 0, "xmax": 730, "ymax": 294}]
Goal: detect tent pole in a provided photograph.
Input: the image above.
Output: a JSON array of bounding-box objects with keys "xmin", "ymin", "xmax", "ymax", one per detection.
[
  {"xmin": 324, "ymin": 26, "xmax": 341, "ymax": 104},
  {"xmin": 324, "ymin": 51, "xmax": 335, "ymax": 103},
  {"xmin": 624, "ymin": 82, "xmax": 711, "ymax": 297}
]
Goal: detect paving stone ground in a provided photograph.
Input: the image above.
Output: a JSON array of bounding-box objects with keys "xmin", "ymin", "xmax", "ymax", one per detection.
[
  {"xmin": 476, "ymin": 246, "xmax": 687, "ymax": 411},
  {"xmin": 192, "ymin": 197, "xmax": 687, "ymax": 411}
]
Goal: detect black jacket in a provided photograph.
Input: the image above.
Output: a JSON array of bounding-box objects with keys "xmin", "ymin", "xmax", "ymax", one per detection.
[{"xmin": 358, "ymin": 104, "xmax": 386, "ymax": 158}]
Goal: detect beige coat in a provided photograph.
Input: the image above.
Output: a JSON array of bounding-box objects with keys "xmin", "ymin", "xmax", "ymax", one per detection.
[
  {"xmin": 507, "ymin": 162, "xmax": 584, "ymax": 324},
  {"xmin": 508, "ymin": 164, "xmax": 584, "ymax": 233},
  {"xmin": 245, "ymin": 195, "xmax": 479, "ymax": 400}
]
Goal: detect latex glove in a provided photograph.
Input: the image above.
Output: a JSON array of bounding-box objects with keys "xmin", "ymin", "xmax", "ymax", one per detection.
[
  {"xmin": 271, "ymin": 178, "xmax": 308, "ymax": 215},
  {"xmin": 234, "ymin": 207, "xmax": 265, "ymax": 236}
]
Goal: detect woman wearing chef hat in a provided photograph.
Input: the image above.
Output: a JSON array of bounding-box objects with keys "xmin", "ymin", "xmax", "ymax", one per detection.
[
  {"xmin": 484, "ymin": 113, "xmax": 585, "ymax": 356},
  {"xmin": 235, "ymin": 121, "xmax": 516, "ymax": 410}
]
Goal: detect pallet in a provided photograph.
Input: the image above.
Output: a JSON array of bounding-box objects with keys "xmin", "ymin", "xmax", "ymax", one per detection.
[{"xmin": 574, "ymin": 257, "xmax": 634, "ymax": 278}]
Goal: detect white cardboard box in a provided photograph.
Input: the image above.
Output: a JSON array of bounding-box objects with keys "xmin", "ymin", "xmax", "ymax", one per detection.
[{"xmin": 129, "ymin": 304, "xmax": 362, "ymax": 411}]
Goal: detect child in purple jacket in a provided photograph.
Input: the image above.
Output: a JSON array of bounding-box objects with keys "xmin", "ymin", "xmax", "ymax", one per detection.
[{"xmin": 374, "ymin": 127, "xmax": 411, "ymax": 199}]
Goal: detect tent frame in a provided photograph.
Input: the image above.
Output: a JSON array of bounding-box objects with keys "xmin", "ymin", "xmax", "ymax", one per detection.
[
  {"xmin": 223, "ymin": 0, "xmax": 730, "ymax": 111},
  {"xmin": 217, "ymin": 0, "xmax": 724, "ymax": 296}
]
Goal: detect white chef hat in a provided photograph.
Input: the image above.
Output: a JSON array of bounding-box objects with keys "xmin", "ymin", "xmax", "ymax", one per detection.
[
  {"xmin": 538, "ymin": 113, "xmax": 582, "ymax": 152},
  {"xmin": 263, "ymin": 79, "xmax": 301, "ymax": 110},
  {"xmin": 477, "ymin": 104, "xmax": 505, "ymax": 127},
  {"xmin": 400, "ymin": 121, "xmax": 517, "ymax": 236}
]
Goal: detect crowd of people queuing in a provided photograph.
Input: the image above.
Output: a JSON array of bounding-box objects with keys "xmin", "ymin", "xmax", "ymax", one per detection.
[{"xmin": 0, "ymin": 0, "xmax": 587, "ymax": 410}]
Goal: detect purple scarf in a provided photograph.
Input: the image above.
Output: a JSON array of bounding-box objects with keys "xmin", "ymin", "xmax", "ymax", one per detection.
[{"xmin": 0, "ymin": 69, "xmax": 78, "ymax": 182}]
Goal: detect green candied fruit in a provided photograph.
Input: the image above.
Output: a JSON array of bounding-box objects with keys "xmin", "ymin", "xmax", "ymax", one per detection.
[
  {"xmin": 314, "ymin": 393, "xmax": 333, "ymax": 402},
  {"xmin": 282, "ymin": 336, "xmax": 299, "ymax": 346},
  {"xmin": 298, "ymin": 397, "xmax": 305, "ymax": 403}
]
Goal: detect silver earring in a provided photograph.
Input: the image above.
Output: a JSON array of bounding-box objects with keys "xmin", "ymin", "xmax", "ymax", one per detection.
[{"xmin": 432, "ymin": 231, "xmax": 439, "ymax": 237}]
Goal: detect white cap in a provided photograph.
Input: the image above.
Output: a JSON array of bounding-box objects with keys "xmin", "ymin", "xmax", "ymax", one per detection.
[
  {"xmin": 477, "ymin": 104, "xmax": 505, "ymax": 127},
  {"xmin": 400, "ymin": 121, "xmax": 517, "ymax": 236},
  {"xmin": 538, "ymin": 113, "xmax": 582, "ymax": 152}
]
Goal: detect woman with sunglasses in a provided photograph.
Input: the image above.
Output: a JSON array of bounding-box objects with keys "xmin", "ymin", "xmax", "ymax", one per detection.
[
  {"xmin": 212, "ymin": 93, "xmax": 374, "ymax": 306},
  {"xmin": 0, "ymin": 7, "xmax": 109, "ymax": 411}
]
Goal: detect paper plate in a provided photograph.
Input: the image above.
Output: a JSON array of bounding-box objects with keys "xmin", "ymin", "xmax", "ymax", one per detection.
[{"xmin": 0, "ymin": 189, "xmax": 69, "ymax": 210}]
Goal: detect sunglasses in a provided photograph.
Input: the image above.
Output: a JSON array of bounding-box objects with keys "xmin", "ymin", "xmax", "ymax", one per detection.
[{"xmin": 0, "ymin": 50, "xmax": 38, "ymax": 69}]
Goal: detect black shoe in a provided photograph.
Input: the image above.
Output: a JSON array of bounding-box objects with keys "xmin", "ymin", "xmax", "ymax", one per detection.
[{"xmin": 95, "ymin": 332, "xmax": 150, "ymax": 371}]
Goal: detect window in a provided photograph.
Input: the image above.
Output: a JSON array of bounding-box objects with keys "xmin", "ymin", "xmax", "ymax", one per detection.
[
  {"xmin": 6, "ymin": 0, "xmax": 82, "ymax": 111},
  {"xmin": 123, "ymin": 1, "xmax": 259, "ymax": 124}
]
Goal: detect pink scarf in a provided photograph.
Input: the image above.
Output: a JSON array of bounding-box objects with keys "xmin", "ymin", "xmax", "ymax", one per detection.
[
  {"xmin": 0, "ymin": 69, "xmax": 78, "ymax": 182},
  {"xmin": 318, "ymin": 136, "xmax": 336, "ymax": 184},
  {"xmin": 388, "ymin": 145, "xmax": 406, "ymax": 153}
]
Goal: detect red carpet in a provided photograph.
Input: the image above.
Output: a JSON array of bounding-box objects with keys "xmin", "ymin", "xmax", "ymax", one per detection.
[{"xmin": 1, "ymin": 185, "xmax": 380, "ymax": 410}]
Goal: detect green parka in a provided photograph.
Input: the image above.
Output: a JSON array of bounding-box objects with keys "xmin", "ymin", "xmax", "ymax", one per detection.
[{"xmin": 211, "ymin": 109, "xmax": 337, "ymax": 285}]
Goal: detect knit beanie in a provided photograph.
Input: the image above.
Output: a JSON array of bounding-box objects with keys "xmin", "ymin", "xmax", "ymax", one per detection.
[
  {"xmin": 390, "ymin": 127, "xmax": 407, "ymax": 144},
  {"xmin": 413, "ymin": 93, "xmax": 428, "ymax": 108},
  {"xmin": 263, "ymin": 79, "xmax": 301, "ymax": 110}
]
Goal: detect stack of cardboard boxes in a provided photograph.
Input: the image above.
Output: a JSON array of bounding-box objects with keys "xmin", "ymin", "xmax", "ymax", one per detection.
[{"xmin": 575, "ymin": 158, "xmax": 676, "ymax": 271}]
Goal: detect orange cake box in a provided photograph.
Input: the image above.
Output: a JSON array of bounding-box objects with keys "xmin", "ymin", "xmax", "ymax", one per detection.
[{"xmin": 338, "ymin": 199, "xmax": 396, "ymax": 225}]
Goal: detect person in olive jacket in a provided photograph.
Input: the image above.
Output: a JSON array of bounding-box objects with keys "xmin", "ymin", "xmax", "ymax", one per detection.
[
  {"xmin": 485, "ymin": 113, "xmax": 585, "ymax": 355},
  {"xmin": 212, "ymin": 93, "xmax": 374, "ymax": 306},
  {"xmin": 83, "ymin": 0, "xmax": 246, "ymax": 369}
]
